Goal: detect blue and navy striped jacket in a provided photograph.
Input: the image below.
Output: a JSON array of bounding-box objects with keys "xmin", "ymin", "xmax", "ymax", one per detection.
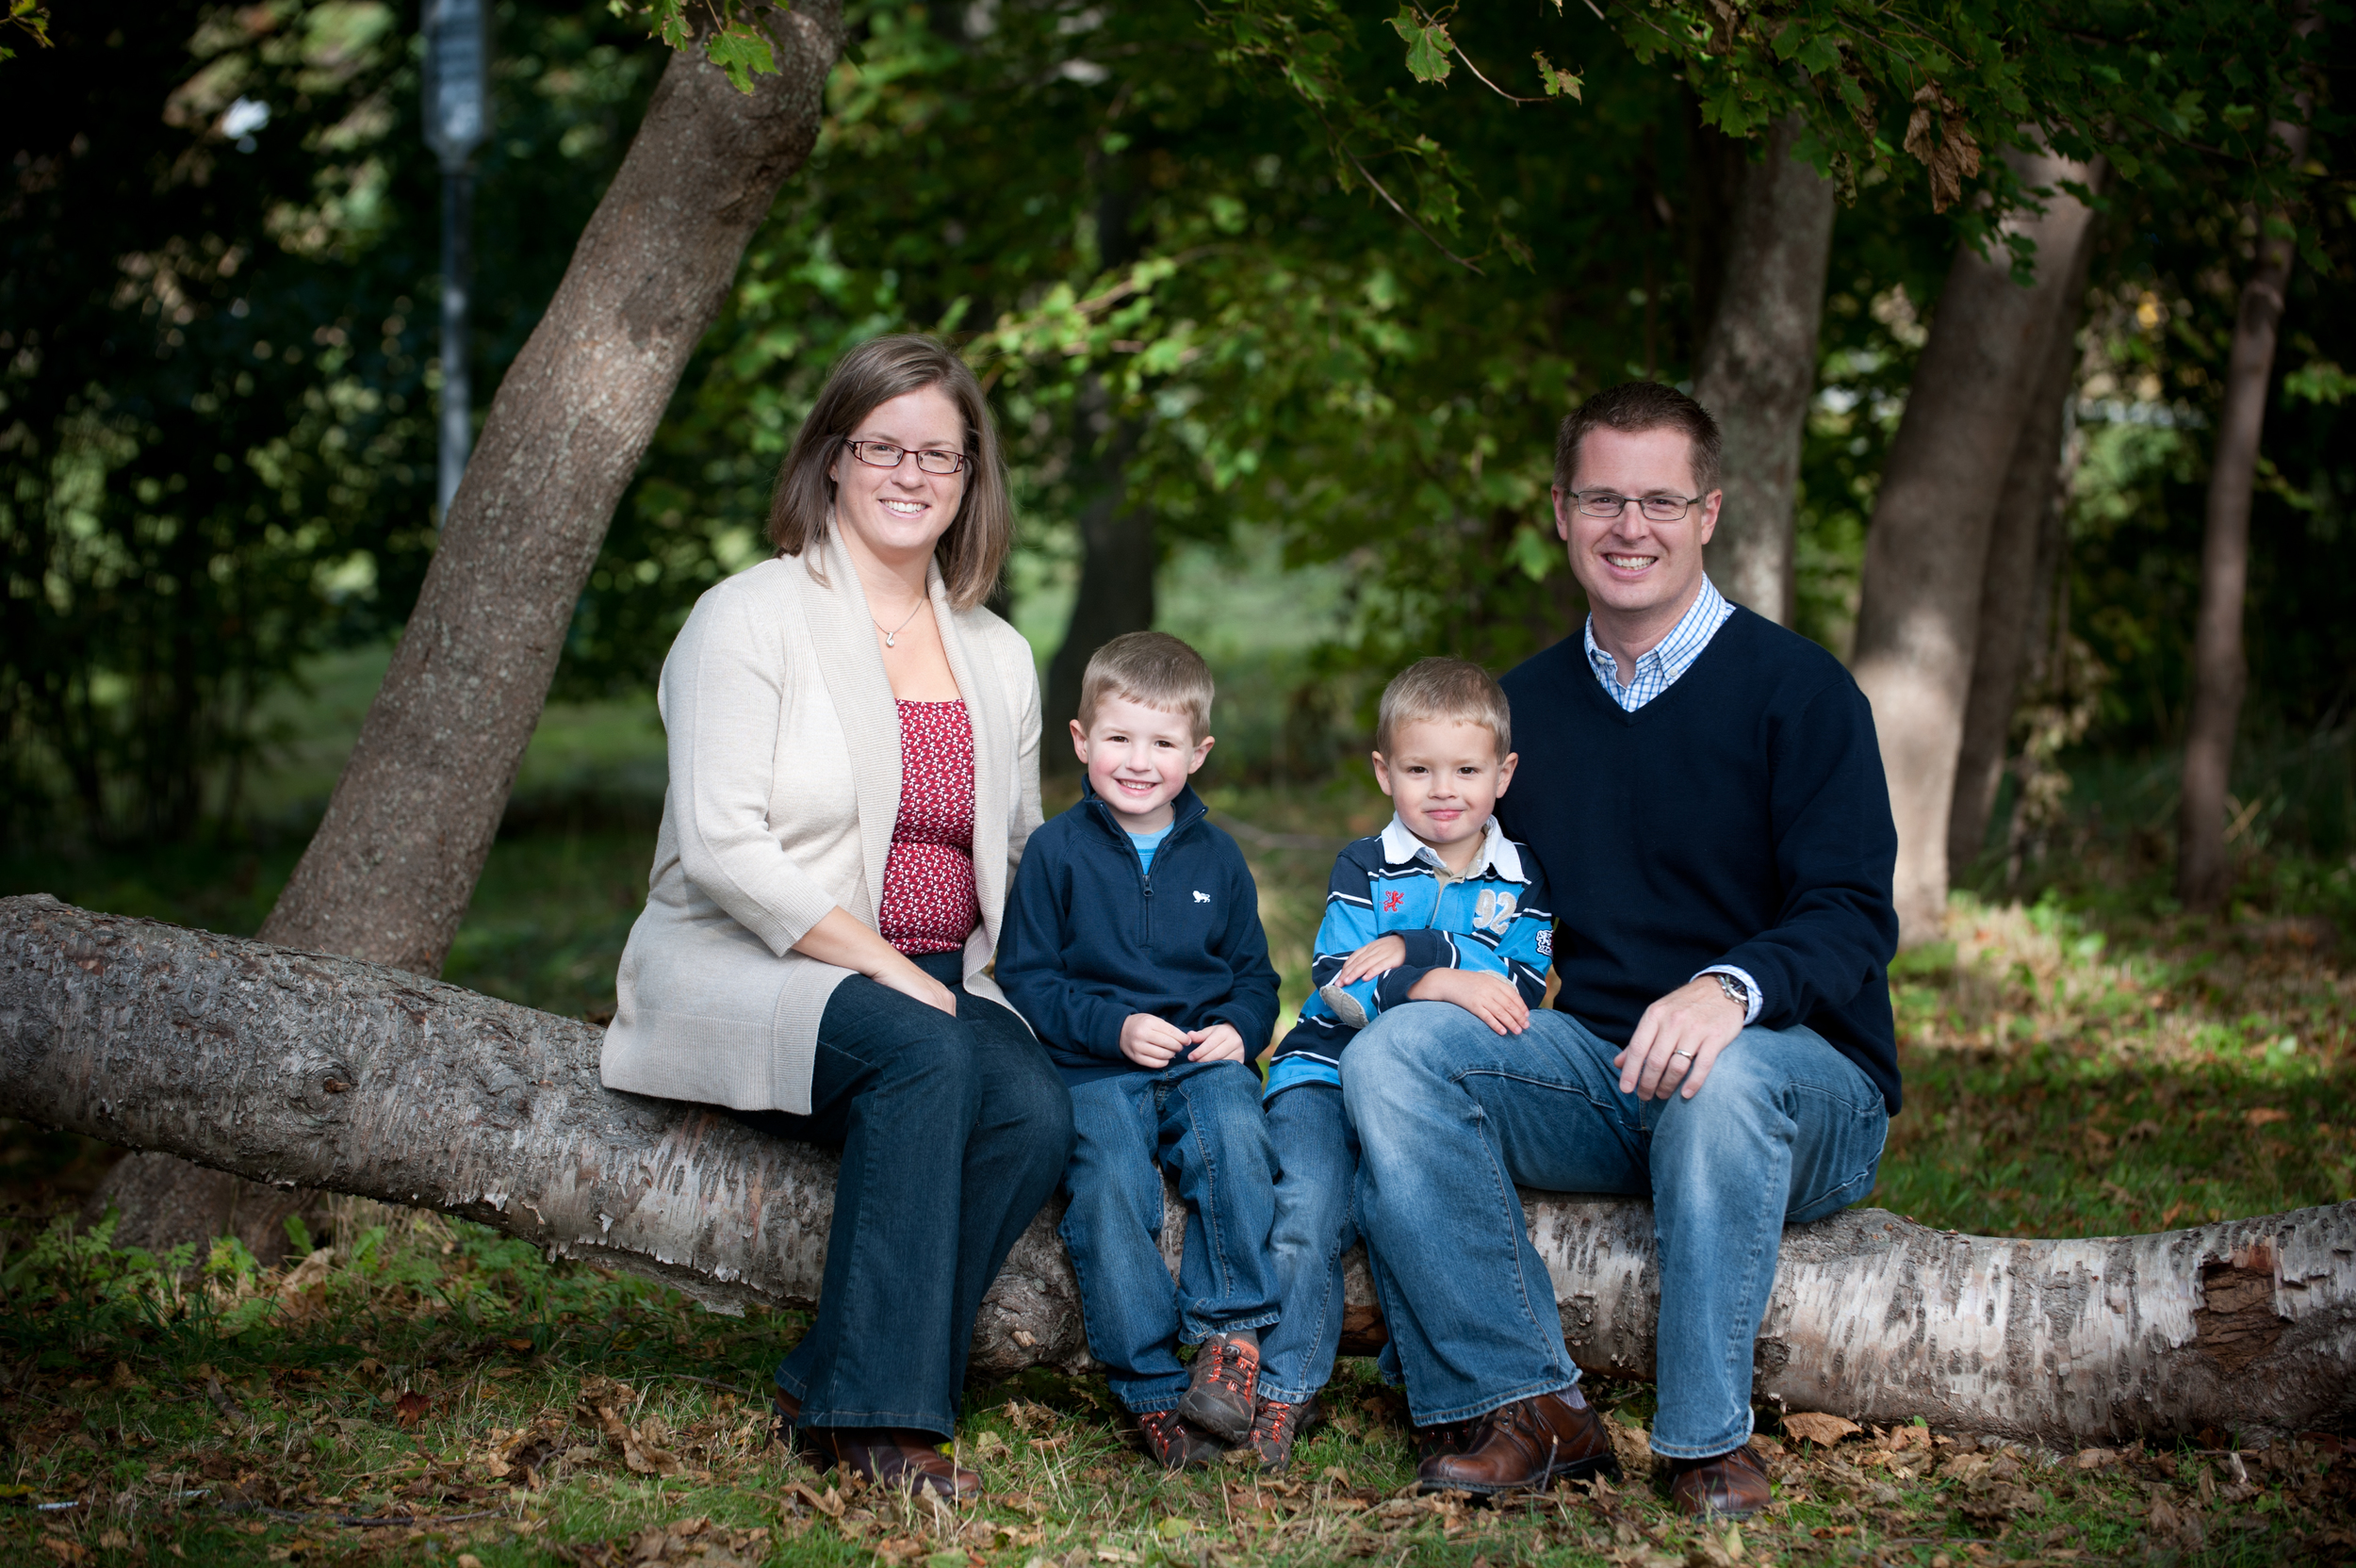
[{"xmin": 1261, "ymin": 815, "xmax": 1552, "ymax": 1100}]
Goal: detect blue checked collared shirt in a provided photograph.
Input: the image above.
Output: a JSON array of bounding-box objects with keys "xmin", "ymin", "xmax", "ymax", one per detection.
[
  {"xmin": 1580, "ymin": 575, "xmax": 1762, "ymax": 1024},
  {"xmin": 1582, "ymin": 574, "xmax": 1737, "ymax": 713}
]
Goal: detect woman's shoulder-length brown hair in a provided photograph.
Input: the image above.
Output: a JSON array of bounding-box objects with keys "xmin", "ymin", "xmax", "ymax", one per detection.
[{"xmin": 767, "ymin": 334, "xmax": 1013, "ymax": 612}]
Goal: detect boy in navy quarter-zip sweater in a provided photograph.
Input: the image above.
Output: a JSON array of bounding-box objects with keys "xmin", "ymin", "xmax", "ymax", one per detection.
[
  {"xmin": 996, "ymin": 634, "xmax": 1282, "ymax": 1472},
  {"xmin": 1253, "ymin": 659, "xmax": 1551, "ymax": 1468}
]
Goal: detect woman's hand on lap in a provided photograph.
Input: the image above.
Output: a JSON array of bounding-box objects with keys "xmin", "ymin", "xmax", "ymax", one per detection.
[{"xmin": 875, "ymin": 957, "xmax": 959, "ymax": 1017}]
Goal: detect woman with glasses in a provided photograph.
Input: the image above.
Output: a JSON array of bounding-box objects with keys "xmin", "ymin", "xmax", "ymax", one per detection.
[{"xmin": 602, "ymin": 335, "xmax": 1072, "ymax": 1499}]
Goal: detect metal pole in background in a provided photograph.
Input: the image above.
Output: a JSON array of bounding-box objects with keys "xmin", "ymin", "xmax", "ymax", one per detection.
[{"xmin": 422, "ymin": 0, "xmax": 487, "ymax": 518}]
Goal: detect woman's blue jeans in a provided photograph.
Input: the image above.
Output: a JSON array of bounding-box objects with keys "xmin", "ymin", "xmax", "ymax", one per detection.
[
  {"xmin": 1059, "ymin": 1059, "xmax": 1281, "ymax": 1413},
  {"xmin": 1344, "ymin": 1003, "xmax": 1888, "ymax": 1458},
  {"xmin": 737, "ymin": 950, "xmax": 1074, "ymax": 1437}
]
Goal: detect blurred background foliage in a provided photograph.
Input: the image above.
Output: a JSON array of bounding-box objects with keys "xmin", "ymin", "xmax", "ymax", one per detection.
[{"xmin": 2, "ymin": 0, "xmax": 2352, "ymax": 887}]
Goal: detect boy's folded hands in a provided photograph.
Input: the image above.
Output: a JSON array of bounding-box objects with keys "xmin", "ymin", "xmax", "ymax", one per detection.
[
  {"xmin": 1119, "ymin": 1014, "xmax": 1249, "ymax": 1069},
  {"xmin": 1332, "ymin": 934, "xmax": 1530, "ymax": 1036},
  {"xmin": 1332, "ymin": 934, "xmax": 1408, "ymax": 987},
  {"xmin": 1407, "ymin": 969, "xmax": 1531, "ymax": 1036}
]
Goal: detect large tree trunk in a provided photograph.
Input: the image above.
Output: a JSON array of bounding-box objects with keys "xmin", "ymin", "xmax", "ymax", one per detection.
[
  {"xmin": 1693, "ymin": 113, "xmax": 1838, "ymax": 626},
  {"xmin": 2179, "ymin": 125, "xmax": 2313, "ymax": 912},
  {"xmin": 9, "ymin": 895, "xmax": 2352, "ymax": 1445},
  {"xmin": 1043, "ymin": 167, "xmax": 1155, "ymax": 751},
  {"xmin": 258, "ymin": 5, "xmax": 843, "ymax": 975},
  {"xmin": 1850, "ymin": 151, "xmax": 2101, "ymax": 946},
  {"xmin": 1945, "ymin": 177, "xmax": 2103, "ymax": 875},
  {"xmin": 88, "ymin": 8, "xmax": 845, "ymax": 1252}
]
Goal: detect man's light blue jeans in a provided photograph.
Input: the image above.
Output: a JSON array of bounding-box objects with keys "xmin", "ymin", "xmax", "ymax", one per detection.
[{"xmin": 1344, "ymin": 1003, "xmax": 1889, "ymax": 1459}]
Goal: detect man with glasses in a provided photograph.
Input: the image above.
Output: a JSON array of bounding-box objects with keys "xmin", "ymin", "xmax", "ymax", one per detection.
[{"xmin": 1343, "ymin": 382, "xmax": 1901, "ymax": 1518}]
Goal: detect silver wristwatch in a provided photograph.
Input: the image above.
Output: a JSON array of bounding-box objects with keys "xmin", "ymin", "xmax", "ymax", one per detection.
[{"xmin": 1712, "ymin": 972, "xmax": 1750, "ymax": 1011}]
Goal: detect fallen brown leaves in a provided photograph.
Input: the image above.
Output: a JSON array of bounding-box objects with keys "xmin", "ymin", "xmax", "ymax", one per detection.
[{"xmin": 549, "ymin": 1516, "xmax": 771, "ymax": 1566}]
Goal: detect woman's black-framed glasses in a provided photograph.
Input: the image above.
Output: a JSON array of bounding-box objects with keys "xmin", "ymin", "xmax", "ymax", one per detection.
[
  {"xmin": 1571, "ymin": 490, "xmax": 1704, "ymax": 523},
  {"xmin": 843, "ymin": 438, "xmax": 969, "ymax": 476}
]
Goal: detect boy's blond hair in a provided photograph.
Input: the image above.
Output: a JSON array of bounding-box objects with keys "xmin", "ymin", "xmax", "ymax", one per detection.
[
  {"xmin": 1077, "ymin": 631, "xmax": 1216, "ymax": 741},
  {"xmin": 1375, "ymin": 657, "xmax": 1512, "ymax": 759}
]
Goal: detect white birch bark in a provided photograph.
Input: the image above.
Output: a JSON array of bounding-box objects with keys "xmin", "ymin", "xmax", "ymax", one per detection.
[{"xmin": 5, "ymin": 895, "xmax": 2348, "ymax": 1443}]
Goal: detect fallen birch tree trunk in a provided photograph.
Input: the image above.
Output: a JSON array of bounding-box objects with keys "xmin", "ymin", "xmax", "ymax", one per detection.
[{"xmin": 5, "ymin": 895, "xmax": 2349, "ymax": 1446}]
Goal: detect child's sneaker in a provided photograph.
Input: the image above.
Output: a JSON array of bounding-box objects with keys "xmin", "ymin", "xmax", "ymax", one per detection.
[
  {"xmin": 1137, "ymin": 1410, "xmax": 1222, "ymax": 1470},
  {"xmin": 1177, "ymin": 1331, "xmax": 1261, "ymax": 1443},
  {"xmin": 1246, "ymin": 1396, "xmax": 1316, "ymax": 1471}
]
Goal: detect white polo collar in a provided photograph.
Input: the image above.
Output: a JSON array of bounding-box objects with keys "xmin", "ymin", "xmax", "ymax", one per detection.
[{"xmin": 1379, "ymin": 813, "xmax": 1524, "ymax": 882}]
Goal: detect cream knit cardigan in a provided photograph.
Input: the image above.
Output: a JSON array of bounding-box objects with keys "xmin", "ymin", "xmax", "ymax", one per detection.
[{"xmin": 600, "ymin": 531, "xmax": 1042, "ymax": 1116}]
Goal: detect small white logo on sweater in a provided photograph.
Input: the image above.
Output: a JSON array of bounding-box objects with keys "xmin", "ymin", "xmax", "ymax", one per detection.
[{"xmin": 1192, "ymin": 890, "xmax": 1211, "ymax": 903}]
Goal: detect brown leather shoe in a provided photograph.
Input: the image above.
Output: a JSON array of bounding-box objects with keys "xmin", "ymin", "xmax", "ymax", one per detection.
[
  {"xmin": 810, "ymin": 1427, "xmax": 981, "ymax": 1501},
  {"xmin": 1415, "ymin": 1419, "xmax": 1479, "ymax": 1464},
  {"xmin": 1416, "ymin": 1390, "xmax": 1620, "ymax": 1496},
  {"xmin": 1667, "ymin": 1442, "xmax": 1772, "ymax": 1519},
  {"xmin": 775, "ymin": 1395, "xmax": 979, "ymax": 1501}
]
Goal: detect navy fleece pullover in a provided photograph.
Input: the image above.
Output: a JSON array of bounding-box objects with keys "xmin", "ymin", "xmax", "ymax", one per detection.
[
  {"xmin": 1495, "ymin": 607, "xmax": 1905, "ymax": 1113},
  {"xmin": 997, "ymin": 784, "xmax": 1282, "ymax": 1087}
]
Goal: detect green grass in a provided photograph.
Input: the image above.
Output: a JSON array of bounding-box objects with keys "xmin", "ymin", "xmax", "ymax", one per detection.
[{"xmin": 0, "ymin": 1200, "xmax": 2346, "ymax": 1565}]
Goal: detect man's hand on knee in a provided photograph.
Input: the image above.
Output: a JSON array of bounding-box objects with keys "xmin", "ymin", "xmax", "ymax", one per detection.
[{"xmin": 1616, "ymin": 977, "xmax": 1744, "ymax": 1100}]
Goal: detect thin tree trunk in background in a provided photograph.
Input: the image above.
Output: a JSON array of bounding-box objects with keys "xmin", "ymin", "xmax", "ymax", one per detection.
[
  {"xmin": 2179, "ymin": 122, "xmax": 2313, "ymax": 912},
  {"xmin": 1044, "ymin": 165, "xmax": 1154, "ymax": 751},
  {"xmin": 1850, "ymin": 149, "xmax": 2101, "ymax": 946},
  {"xmin": 11, "ymin": 895, "xmax": 2356, "ymax": 1445},
  {"xmin": 90, "ymin": 7, "xmax": 844, "ymax": 1251},
  {"xmin": 1946, "ymin": 181, "xmax": 2103, "ymax": 874},
  {"xmin": 1693, "ymin": 113, "xmax": 1839, "ymax": 626},
  {"xmin": 256, "ymin": 6, "xmax": 842, "ymax": 974},
  {"xmin": 1042, "ymin": 405, "xmax": 1155, "ymax": 750}
]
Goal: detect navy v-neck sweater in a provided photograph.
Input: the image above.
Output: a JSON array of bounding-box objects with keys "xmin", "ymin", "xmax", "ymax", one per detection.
[{"xmin": 1496, "ymin": 607, "xmax": 1904, "ymax": 1113}]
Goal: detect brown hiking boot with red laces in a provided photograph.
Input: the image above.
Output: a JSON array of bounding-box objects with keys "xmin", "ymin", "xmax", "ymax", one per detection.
[
  {"xmin": 1136, "ymin": 1409, "xmax": 1222, "ymax": 1470},
  {"xmin": 1177, "ymin": 1331, "xmax": 1261, "ymax": 1444},
  {"xmin": 1246, "ymin": 1395, "xmax": 1317, "ymax": 1471}
]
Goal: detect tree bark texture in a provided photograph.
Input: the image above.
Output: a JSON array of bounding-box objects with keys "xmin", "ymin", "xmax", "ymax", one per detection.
[
  {"xmin": 1043, "ymin": 167, "xmax": 1155, "ymax": 754},
  {"xmin": 1944, "ymin": 180, "xmax": 2102, "ymax": 875},
  {"xmin": 1042, "ymin": 385, "xmax": 1153, "ymax": 753},
  {"xmin": 1850, "ymin": 150, "xmax": 2101, "ymax": 946},
  {"xmin": 9, "ymin": 895, "xmax": 2352, "ymax": 1445},
  {"xmin": 256, "ymin": 5, "xmax": 844, "ymax": 976},
  {"xmin": 1693, "ymin": 113, "xmax": 1839, "ymax": 627},
  {"xmin": 2178, "ymin": 125, "xmax": 2313, "ymax": 912}
]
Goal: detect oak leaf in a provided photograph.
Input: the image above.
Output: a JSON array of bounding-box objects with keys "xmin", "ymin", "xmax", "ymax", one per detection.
[{"xmin": 1781, "ymin": 1411, "xmax": 1861, "ymax": 1446}]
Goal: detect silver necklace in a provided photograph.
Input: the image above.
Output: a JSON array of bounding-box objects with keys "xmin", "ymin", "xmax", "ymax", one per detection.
[{"xmin": 874, "ymin": 596, "xmax": 925, "ymax": 648}]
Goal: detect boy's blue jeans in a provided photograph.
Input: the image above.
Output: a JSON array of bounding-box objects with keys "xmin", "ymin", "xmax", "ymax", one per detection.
[
  {"xmin": 1060, "ymin": 1058, "xmax": 1282, "ymax": 1413},
  {"xmin": 1257, "ymin": 1084, "xmax": 1358, "ymax": 1406},
  {"xmin": 1344, "ymin": 1003, "xmax": 1889, "ymax": 1458}
]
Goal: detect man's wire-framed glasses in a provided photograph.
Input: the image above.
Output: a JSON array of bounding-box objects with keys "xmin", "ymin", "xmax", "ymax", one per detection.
[
  {"xmin": 843, "ymin": 438, "xmax": 969, "ymax": 475},
  {"xmin": 1571, "ymin": 490, "xmax": 1704, "ymax": 523}
]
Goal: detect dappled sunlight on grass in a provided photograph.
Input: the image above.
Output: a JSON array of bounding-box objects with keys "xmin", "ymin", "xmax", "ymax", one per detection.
[{"xmin": 1875, "ymin": 891, "xmax": 2352, "ymax": 1238}]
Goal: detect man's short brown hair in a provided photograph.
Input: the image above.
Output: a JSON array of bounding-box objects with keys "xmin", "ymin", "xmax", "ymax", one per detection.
[
  {"xmin": 1077, "ymin": 631, "xmax": 1215, "ymax": 741},
  {"xmin": 1554, "ymin": 381, "xmax": 1723, "ymax": 498},
  {"xmin": 1375, "ymin": 657, "xmax": 1513, "ymax": 760}
]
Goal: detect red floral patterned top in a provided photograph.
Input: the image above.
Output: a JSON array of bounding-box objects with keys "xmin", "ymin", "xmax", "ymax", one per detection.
[{"xmin": 877, "ymin": 699, "xmax": 980, "ymax": 956}]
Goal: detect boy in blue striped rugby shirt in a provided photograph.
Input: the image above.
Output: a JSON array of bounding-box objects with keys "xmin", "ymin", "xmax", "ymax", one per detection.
[{"xmin": 1249, "ymin": 658, "xmax": 1553, "ymax": 1468}]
